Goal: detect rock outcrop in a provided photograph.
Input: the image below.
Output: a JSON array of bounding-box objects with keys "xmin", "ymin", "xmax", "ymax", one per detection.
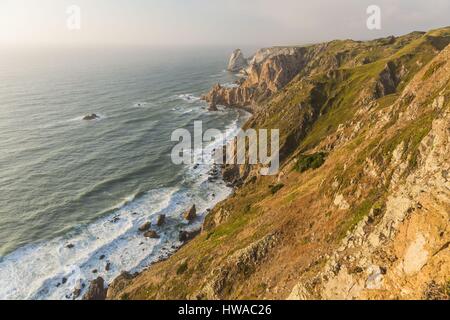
[
  {"xmin": 106, "ymin": 272, "xmax": 135, "ymax": 300},
  {"xmin": 179, "ymin": 229, "xmax": 201, "ymax": 242},
  {"xmin": 83, "ymin": 277, "xmax": 107, "ymax": 300},
  {"xmin": 202, "ymin": 46, "xmax": 313, "ymax": 111},
  {"xmin": 183, "ymin": 205, "xmax": 197, "ymax": 222},
  {"xmin": 227, "ymin": 49, "xmax": 247, "ymax": 72},
  {"xmin": 199, "ymin": 233, "xmax": 280, "ymax": 299}
]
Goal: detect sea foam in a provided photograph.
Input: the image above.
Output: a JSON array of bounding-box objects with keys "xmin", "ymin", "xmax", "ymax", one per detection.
[{"xmin": 0, "ymin": 111, "xmax": 247, "ymax": 300}]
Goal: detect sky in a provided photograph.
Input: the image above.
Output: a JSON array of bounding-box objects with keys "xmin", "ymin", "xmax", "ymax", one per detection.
[{"xmin": 0, "ymin": 0, "xmax": 449, "ymax": 47}]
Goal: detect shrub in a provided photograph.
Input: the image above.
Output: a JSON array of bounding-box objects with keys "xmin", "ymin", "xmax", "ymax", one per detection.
[
  {"xmin": 295, "ymin": 152, "xmax": 327, "ymax": 173},
  {"xmin": 269, "ymin": 183, "xmax": 284, "ymax": 195},
  {"xmin": 176, "ymin": 261, "xmax": 188, "ymax": 275}
]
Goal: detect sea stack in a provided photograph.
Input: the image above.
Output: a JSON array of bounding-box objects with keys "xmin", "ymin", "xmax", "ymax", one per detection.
[
  {"xmin": 227, "ymin": 49, "xmax": 247, "ymax": 72},
  {"xmin": 183, "ymin": 205, "xmax": 197, "ymax": 222}
]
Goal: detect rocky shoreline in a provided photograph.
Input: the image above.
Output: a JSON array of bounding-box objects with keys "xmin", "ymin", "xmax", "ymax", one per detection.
[
  {"xmin": 82, "ymin": 118, "xmax": 247, "ymax": 300},
  {"xmin": 83, "ymin": 45, "xmax": 312, "ymax": 299}
]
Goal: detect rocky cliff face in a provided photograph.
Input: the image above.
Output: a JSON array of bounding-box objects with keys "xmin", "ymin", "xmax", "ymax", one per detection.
[
  {"xmin": 203, "ymin": 46, "xmax": 314, "ymax": 111},
  {"xmin": 227, "ymin": 49, "xmax": 248, "ymax": 72},
  {"xmin": 290, "ymin": 44, "xmax": 450, "ymax": 299},
  {"xmin": 110, "ymin": 26, "xmax": 450, "ymax": 300}
]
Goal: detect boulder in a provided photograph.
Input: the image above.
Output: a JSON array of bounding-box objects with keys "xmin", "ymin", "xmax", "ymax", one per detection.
[
  {"xmin": 208, "ymin": 103, "xmax": 218, "ymax": 111},
  {"xmin": 179, "ymin": 229, "xmax": 201, "ymax": 242},
  {"xmin": 72, "ymin": 280, "xmax": 84, "ymax": 299},
  {"xmin": 138, "ymin": 222, "xmax": 151, "ymax": 232},
  {"xmin": 156, "ymin": 214, "xmax": 165, "ymax": 226},
  {"xmin": 82, "ymin": 113, "xmax": 99, "ymax": 121},
  {"xmin": 143, "ymin": 230, "xmax": 160, "ymax": 239},
  {"xmin": 82, "ymin": 277, "xmax": 107, "ymax": 300},
  {"xmin": 222, "ymin": 165, "xmax": 240, "ymax": 184},
  {"xmin": 110, "ymin": 216, "xmax": 120, "ymax": 223},
  {"xmin": 73, "ymin": 288, "xmax": 81, "ymax": 299},
  {"xmin": 227, "ymin": 49, "xmax": 247, "ymax": 72},
  {"xmin": 184, "ymin": 205, "xmax": 197, "ymax": 222}
]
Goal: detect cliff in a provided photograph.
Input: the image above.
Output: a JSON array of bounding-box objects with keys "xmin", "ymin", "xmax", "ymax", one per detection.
[
  {"xmin": 227, "ymin": 49, "xmax": 248, "ymax": 72},
  {"xmin": 107, "ymin": 26, "xmax": 450, "ymax": 300}
]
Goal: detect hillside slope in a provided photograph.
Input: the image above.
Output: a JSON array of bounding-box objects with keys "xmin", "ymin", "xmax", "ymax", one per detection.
[{"xmin": 108, "ymin": 27, "xmax": 450, "ymax": 300}]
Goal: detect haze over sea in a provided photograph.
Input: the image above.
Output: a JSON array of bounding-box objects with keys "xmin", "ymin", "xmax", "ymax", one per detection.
[{"xmin": 0, "ymin": 46, "xmax": 250, "ymax": 299}]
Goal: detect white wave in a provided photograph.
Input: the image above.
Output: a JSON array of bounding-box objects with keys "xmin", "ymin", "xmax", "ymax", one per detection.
[
  {"xmin": 0, "ymin": 155, "xmax": 235, "ymax": 300},
  {"xmin": 0, "ymin": 108, "xmax": 250, "ymax": 300},
  {"xmin": 177, "ymin": 93, "xmax": 201, "ymax": 103},
  {"xmin": 222, "ymin": 82, "xmax": 239, "ymax": 89},
  {"xmin": 171, "ymin": 105, "xmax": 200, "ymax": 115},
  {"xmin": 0, "ymin": 188, "xmax": 176, "ymax": 300}
]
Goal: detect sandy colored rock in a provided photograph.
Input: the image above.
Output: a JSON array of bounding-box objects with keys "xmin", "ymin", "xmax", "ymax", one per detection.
[{"xmin": 227, "ymin": 49, "xmax": 247, "ymax": 72}]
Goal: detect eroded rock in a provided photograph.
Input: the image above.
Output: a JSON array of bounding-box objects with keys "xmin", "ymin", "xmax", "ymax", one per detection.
[
  {"xmin": 227, "ymin": 49, "xmax": 247, "ymax": 72},
  {"xmin": 83, "ymin": 277, "xmax": 107, "ymax": 300},
  {"xmin": 184, "ymin": 205, "xmax": 197, "ymax": 222}
]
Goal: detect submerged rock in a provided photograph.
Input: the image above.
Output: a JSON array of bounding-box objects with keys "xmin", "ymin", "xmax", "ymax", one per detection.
[
  {"xmin": 82, "ymin": 113, "xmax": 99, "ymax": 121},
  {"xmin": 110, "ymin": 216, "xmax": 120, "ymax": 223},
  {"xmin": 144, "ymin": 230, "xmax": 160, "ymax": 239}
]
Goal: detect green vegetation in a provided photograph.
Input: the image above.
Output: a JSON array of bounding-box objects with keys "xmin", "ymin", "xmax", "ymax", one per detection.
[
  {"xmin": 294, "ymin": 152, "xmax": 327, "ymax": 172},
  {"xmin": 423, "ymin": 60, "xmax": 446, "ymax": 80},
  {"xmin": 447, "ymin": 280, "xmax": 450, "ymax": 297},
  {"xmin": 374, "ymin": 111, "xmax": 434, "ymax": 171},
  {"xmin": 338, "ymin": 192, "xmax": 385, "ymax": 240},
  {"xmin": 269, "ymin": 183, "xmax": 284, "ymax": 195},
  {"xmin": 176, "ymin": 261, "xmax": 188, "ymax": 275}
]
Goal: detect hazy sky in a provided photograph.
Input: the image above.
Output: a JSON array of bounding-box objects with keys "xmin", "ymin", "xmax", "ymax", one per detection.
[{"xmin": 1, "ymin": 0, "xmax": 449, "ymax": 47}]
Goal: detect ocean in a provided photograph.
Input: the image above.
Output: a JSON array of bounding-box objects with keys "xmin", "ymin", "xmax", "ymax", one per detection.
[{"xmin": 0, "ymin": 46, "xmax": 249, "ymax": 299}]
